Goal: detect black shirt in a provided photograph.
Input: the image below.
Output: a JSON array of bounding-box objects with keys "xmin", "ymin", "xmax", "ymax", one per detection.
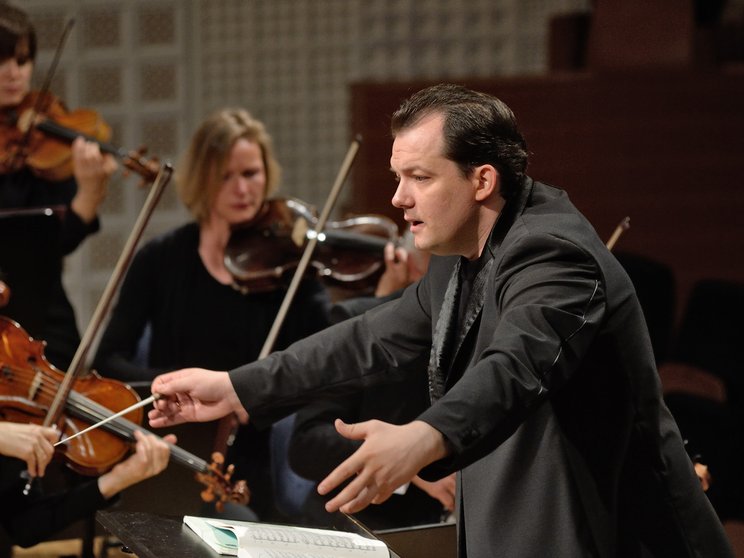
[{"xmin": 0, "ymin": 168, "xmax": 99, "ymax": 370}]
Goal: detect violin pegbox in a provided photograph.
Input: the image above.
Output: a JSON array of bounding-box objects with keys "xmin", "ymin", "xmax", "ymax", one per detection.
[
  {"xmin": 121, "ymin": 145, "xmax": 161, "ymax": 187},
  {"xmin": 196, "ymin": 451, "xmax": 250, "ymax": 512}
]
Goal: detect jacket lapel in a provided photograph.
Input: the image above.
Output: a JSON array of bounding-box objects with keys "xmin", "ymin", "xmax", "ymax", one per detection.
[
  {"xmin": 427, "ymin": 178, "xmax": 535, "ymax": 401},
  {"xmin": 451, "ymin": 257, "xmax": 494, "ymax": 359},
  {"xmin": 427, "ymin": 254, "xmax": 495, "ymax": 402},
  {"xmin": 427, "ymin": 258, "xmax": 462, "ymax": 403}
]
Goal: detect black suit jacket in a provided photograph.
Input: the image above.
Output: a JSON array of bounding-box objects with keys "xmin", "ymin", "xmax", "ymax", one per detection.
[{"xmin": 231, "ymin": 179, "xmax": 732, "ymax": 558}]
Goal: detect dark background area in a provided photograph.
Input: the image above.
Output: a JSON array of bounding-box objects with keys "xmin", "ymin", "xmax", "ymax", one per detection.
[{"xmin": 346, "ymin": 0, "xmax": 744, "ymax": 329}]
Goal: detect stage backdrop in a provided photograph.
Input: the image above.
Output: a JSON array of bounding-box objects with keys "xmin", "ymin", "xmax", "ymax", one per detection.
[{"xmin": 347, "ymin": 70, "xmax": 744, "ymax": 323}]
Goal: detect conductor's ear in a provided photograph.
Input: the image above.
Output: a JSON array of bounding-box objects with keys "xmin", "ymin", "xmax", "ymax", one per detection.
[{"xmin": 474, "ymin": 165, "xmax": 499, "ymax": 202}]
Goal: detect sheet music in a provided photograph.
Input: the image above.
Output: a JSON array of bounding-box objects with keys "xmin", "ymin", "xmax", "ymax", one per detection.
[{"xmin": 184, "ymin": 516, "xmax": 389, "ymax": 558}]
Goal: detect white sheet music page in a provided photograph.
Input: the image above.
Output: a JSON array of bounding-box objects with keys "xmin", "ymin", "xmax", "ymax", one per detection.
[
  {"xmin": 183, "ymin": 516, "xmax": 389, "ymax": 558},
  {"xmin": 234, "ymin": 521, "xmax": 389, "ymax": 558}
]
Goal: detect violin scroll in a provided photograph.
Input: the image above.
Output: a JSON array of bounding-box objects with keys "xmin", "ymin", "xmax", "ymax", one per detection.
[
  {"xmin": 196, "ymin": 452, "xmax": 250, "ymax": 512},
  {"xmin": 117, "ymin": 145, "xmax": 161, "ymax": 187}
]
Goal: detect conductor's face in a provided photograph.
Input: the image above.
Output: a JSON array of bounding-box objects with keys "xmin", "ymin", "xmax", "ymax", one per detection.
[{"xmin": 391, "ymin": 113, "xmax": 482, "ymax": 259}]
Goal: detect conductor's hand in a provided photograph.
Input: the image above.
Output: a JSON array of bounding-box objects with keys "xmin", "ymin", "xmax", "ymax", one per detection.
[
  {"xmin": 318, "ymin": 419, "xmax": 449, "ymax": 514},
  {"xmin": 148, "ymin": 368, "xmax": 249, "ymax": 428},
  {"xmin": 0, "ymin": 422, "xmax": 59, "ymax": 478}
]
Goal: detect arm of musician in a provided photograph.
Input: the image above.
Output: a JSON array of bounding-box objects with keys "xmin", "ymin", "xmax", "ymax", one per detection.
[
  {"xmin": 318, "ymin": 419, "xmax": 450, "ymax": 514},
  {"xmin": 0, "ymin": 430, "xmax": 171, "ymax": 548},
  {"xmin": 96, "ymin": 430, "xmax": 175, "ymax": 499},
  {"xmin": 0, "ymin": 422, "xmax": 58, "ymax": 478},
  {"xmin": 149, "ymin": 368, "xmax": 249, "ymax": 427},
  {"xmin": 70, "ymin": 136, "xmax": 118, "ymax": 223},
  {"xmin": 411, "ymin": 473, "xmax": 456, "ymax": 512}
]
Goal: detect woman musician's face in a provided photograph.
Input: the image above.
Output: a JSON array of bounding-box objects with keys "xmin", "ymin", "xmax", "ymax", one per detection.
[
  {"xmin": 210, "ymin": 138, "xmax": 267, "ymax": 227},
  {"xmin": 0, "ymin": 40, "xmax": 32, "ymax": 109}
]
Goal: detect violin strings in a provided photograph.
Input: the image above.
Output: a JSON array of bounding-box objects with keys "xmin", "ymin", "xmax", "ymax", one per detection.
[
  {"xmin": 0, "ymin": 362, "xmax": 67, "ymax": 401},
  {"xmin": 0, "ymin": 361, "xmax": 208, "ymax": 471},
  {"xmin": 0, "ymin": 361, "xmax": 138, "ymax": 429},
  {"xmin": 65, "ymin": 391, "xmax": 208, "ymax": 470}
]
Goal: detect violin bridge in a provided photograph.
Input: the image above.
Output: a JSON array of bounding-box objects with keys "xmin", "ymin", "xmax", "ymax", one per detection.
[{"xmin": 28, "ymin": 369, "xmax": 42, "ymax": 400}]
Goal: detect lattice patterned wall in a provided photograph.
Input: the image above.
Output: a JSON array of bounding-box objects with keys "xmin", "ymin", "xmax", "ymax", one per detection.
[
  {"xmin": 20, "ymin": 0, "xmax": 590, "ymax": 332},
  {"xmin": 195, "ymin": 0, "xmax": 590, "ymax": 207},
  {"xmin": 22, "ymin": 0, "xmax": 192, "ymax": 333}
]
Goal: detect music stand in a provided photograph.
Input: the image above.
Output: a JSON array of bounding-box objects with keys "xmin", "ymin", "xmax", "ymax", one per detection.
[
  {"xmin": 375, "ymin": 522, "xmax": 456, "ymax": 558},
  {"xmin": 96, "ymin": 510, "xmax": 407, "ymax": 558}
]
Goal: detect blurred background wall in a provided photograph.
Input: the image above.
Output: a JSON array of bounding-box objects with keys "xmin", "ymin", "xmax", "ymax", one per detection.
[
  {"xmin": 14, "ymin": 0, "xmax": 744, "ymax": 336},
  {"xmin": 18, "ymin": 0, "xmax": 593, "ymax": 327}
]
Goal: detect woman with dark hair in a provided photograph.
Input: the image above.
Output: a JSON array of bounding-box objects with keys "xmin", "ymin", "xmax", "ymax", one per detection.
[{"xmin": 0, "ymin": 3, "xmax": 117, "ymax": 370}]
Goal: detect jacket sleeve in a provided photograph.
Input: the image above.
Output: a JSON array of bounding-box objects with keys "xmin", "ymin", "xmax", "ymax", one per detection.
[
  {"xmin": 0, "ymin": 171, "xmax": 99, "ymax": 256},
  {"xmin": 59, "ymin": 206, "xmax": 100, "ymax": 256},
  {"xmin": 50, "ymin": 176, "xmax": 100, "ymax": 256},
  {"xmin": 229, "ymin": 278, "xmax": 433, "ymax": 428}
]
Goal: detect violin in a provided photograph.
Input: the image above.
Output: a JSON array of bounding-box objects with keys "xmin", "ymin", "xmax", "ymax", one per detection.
[
  {"xmin": 224, "ymin": 197, "xmax": 400, "ymax": 293},
  {"xmin": 0, "ymin": 315, "xmax": 248, "ymax": 510},
  {"xmin": 0, "ymin": 91, "xmax": 159, "ymax": 183}
]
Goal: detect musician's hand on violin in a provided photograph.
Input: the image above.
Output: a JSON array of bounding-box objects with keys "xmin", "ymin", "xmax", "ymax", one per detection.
[
  {"xmin": 97, "ymin": 430, "xmax": 176, "ymax": 499},
  {"xmin": 148, "ymin": 368, "xmax": 249, "ymax": 428},
  {"xmin": 695, "ymin": 461, "xmax": 712, "ymax": 492},
  {"xmin": 0, "ymin": 279, "xmax": 10, "ymax": 308},
  {"xmin": 318, "ymin": 419, "xmax": 449, "ymax": 514},
  {"xmin": 70, "ymin": 136, "xmax": 118, "ymax": 223},
  {"xmin": 0, "ymin": 422, "xmax": 59, "ymax": 478},
  {"xmin": 374, "ymin": 242, "xmax": 411, "ymax": 297}
]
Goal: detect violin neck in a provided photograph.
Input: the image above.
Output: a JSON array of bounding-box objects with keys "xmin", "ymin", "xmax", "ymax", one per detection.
[
  {"xmin": 35, "ymin": 119, "xmax": 126, "ymax": 160},
  {"xmin": 66, "ymin": 391, "xmax": 209, "ymax": 473},
  {"xmin": 318, "ymin": 229, "xmax": 389, "ymax": 252}
]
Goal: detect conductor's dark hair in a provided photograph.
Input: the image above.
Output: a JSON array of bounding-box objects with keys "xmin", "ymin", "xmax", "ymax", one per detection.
[{"xmin": 391, "ymin": 83, "xmax": 528, "ymax": 200}]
